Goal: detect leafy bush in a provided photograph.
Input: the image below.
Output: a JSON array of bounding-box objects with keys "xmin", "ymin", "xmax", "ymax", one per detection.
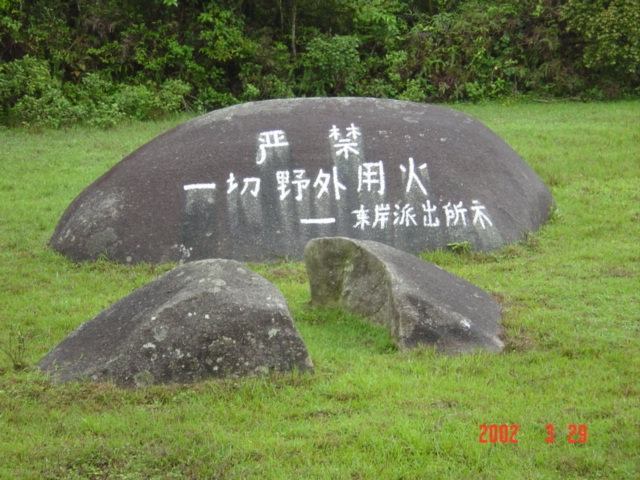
[
  {"xmin": 300, "ymin": 35, "xmax": 364, "ymax": 96},
  {"xmin": 561, "ymin": 0, "xmax": 640, "ymax": 77},
  {"xmin": 0, "ymin": 0, "xmax": 638, "ymax": 128},
  {"xmin": 0, "ymin": 55, "xmax": 52, "ymax": 101},
  {"xmin": 0, "ymin": 56, "xmax": 77, "ymax": 127},
  {"xmin": 113, "ymin": 80, "xmax": 192, "ymax": 121},
  {"xmin": 0, "ymin": 57, "xmax": 192, "ymax": 128}
]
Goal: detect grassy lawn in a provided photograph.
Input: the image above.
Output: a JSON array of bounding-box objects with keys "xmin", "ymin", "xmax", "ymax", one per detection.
[{"xmin": 0, "ymin": 100, "xmax": 638, "ymax": 479}]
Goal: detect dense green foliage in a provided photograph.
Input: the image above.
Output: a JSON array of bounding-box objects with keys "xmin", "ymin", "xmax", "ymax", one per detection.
[{"xmin": 1, "ymin": 0, "xmax": 639, "ymax": 127}]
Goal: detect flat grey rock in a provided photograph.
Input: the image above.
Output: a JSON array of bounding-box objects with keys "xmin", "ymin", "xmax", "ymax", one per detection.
[
  {"xmin": 38, "ymin": 260, "xmax": 313, "ymax": 386},
  {"xmin": 50, "ymin": 97, "xmax": 554, "ymax": 264},
  {"xmin": 305, "ymin": 237, "xmax": 503, "ymax": 353}
]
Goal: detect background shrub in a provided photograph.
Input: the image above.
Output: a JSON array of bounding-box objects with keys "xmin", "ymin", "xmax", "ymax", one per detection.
[
  {"xmin": 561, "ymin": 0, "xmax": 640, "ymax": 77},
  {"xmin": 0, "ymin": 0, "xmax": 638, "ymax": 128}
]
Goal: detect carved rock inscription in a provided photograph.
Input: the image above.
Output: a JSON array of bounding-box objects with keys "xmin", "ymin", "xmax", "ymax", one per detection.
[{"xmin": 50, "ymin": 98, "xmax": 554, "ymax": 263}]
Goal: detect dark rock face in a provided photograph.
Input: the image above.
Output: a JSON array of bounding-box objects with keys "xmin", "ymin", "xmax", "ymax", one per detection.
[
  {"xmin": 38, "ymin": 260, "xmax": 314, "ymax": 386},
  {"xmin": 305, "ymin": 237, "xmax": 503, "ymax": 354},
  {"xmin": 50, "ymin": 97, "xmax": 554, "ymax": 264}
]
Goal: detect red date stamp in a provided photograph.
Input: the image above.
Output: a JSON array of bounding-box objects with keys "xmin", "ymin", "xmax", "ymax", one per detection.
[
  {"xmin": 546, "ymin": 424, "xmax": 588, "ymax": 443},
  {"xmin": 479, "ymin": 424, "xmax": 588, "ymax": 443},
  {"xmin": 479, "ymin": 424, "xmax": 519, "ymax": 443}
]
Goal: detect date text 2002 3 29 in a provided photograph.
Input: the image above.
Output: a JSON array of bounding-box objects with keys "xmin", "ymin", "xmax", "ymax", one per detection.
[{"xmin": 479, "ymin": 425, "xmax": 588, "ymax": 443}]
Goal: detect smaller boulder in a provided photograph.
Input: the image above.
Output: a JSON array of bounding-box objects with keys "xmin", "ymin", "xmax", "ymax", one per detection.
[
  {"xmin": 38, "ymin": 260, "xmax": 313, "ymax": 386},
  {"xmin": 305, "ymin": 237, "xmax": 503, "ymax": 354}
]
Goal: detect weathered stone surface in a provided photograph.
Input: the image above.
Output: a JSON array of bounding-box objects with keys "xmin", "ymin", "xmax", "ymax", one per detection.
[
  {"xmin": 38, "ymin": 260, "xmax": 314, "ymax": 386},
  {"xmin": 305, "ymin": 237, "xmax": 503, "ymax": 354},
  {"xmin": 50, "ymin": 97, "xmax": 554, "ymax": 264}
]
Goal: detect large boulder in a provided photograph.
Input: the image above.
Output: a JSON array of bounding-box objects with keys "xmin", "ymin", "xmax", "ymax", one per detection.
[
  {"xmin": 305, "ymin": 237, "xmax": 503, "ymax": 354},
  {"xmin": 38, "ymin": 260, "xmax": 314, "ymax": 386},
  {"xmin": 50, "ymin": 97, "xmax": 554, "ymax": 264}
]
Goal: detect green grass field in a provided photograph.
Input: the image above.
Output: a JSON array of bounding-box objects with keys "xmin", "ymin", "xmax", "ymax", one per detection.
[{"xmin": 1, "ymin": 101, "xmax": 638, "ymax": 479}]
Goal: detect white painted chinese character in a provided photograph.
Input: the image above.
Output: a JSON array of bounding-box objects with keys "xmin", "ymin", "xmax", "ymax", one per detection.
[
  {"xmin": 471, "ymin": 200, "xmax": 493, "ymax": 229},
  {"xmin": 301, "ymin": 218, "xmax": 336, "ymax": 225},
  {"xmin": 372, "ymin": 204, "xmax": 391, "ymax": 229},
  {"xmin": 330, "ymin": 123, "xmax": 362, "ymax": 160},
  {"xmin": 346, "ymin": 123, "xmax": 361, "ymax": 140},
  {"xmin": 394, "ymin": 203, "xmax": 418, "ymax": 227},
  {"xmin": 292, "ymin": 169, "xmax": 310, "ymax": 201},
  {"xmin": 226, "ymin": 173, "xmax": 239, "ymax": 194},
  {"xmin": 358, "ymin": 161, "xmax": 385, "ymax": 195},
  {"xmin": 276, "ymin": 170, "xmax": 291, "ymax": 200},
  {"xmin": 334, "ymin": 138, "xmax": 359, "ymax": 160},
  {"xmin": 257, "ymin": 130, "xmax": 289, "ymax": 165},
  {"xmin": 313, "ymin": 167, "xmax": 346, "ymax": 200},
  {"xmin": 314, "ymin": 169, "xmax": 332, "ymax": 198},
  {"xmin": 329, "ymin": 125, "xmax": 342, "ymax": 141},
  {"xmin": 421, "ymin": 200, "xmax": 440, "ymax": 227},
  {"xmin": 183, "ymin": 183, "xmax": 216, "ymax": 191},
  {"xmin": 399, "ymin": 157, "xmax": 428, "ymax": 195},
  {"xmin": 352, "ymin": 205, "xmax": 371, "ymax": 230},
  {"xmin": 240, "ymin": 177, "xmax": 261, "ymax": 197},
  {"xmin": 443, "ymin": 201, "xmax": 468, "ymax": 226}
]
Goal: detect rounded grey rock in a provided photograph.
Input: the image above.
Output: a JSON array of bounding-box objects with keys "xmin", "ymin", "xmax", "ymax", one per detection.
[
  {"xmin": 38, "ymin": 259, "xmax": 314, "ymax": 386},
  {"xmin": 50, "ymin": 98, "xmax": 554, "ymax": 263},
  {"xmin": 305, "ymin": 237, "xmax": 504, "ymax": 354}
]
